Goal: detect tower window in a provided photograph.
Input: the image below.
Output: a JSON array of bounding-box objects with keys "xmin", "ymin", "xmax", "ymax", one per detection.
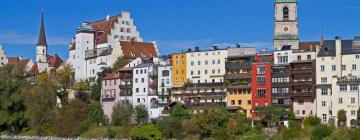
[
  {"xmin": 43, "ymin": 49, "xmax": 45, "ymax": 53},
  {"xmin": 283, "ymin": 7, "xmax": 289, "ymax": 20}
]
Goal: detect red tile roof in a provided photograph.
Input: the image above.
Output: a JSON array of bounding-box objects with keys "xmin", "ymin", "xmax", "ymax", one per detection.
[
  {"xmin": 16, "ymin": 59, "xmax": 30, "ymax": 71},
  {"xmin": 28, "ymin": 63, "xmax": 39, "ymax": 76},
  {"xmin": 102, "ymin": 72, "xmax": 118, "ymax": 80},
  {"xmin": 47, "ymin": 54, "xmax": 63, "ymax": 68},
  {"xmin": 7, "ymin": 56, "xmax": 21, "ymax": 65},
  {"xmin": 89, "ymin": 16, "xmax": 119, "ymax": 45},
  {"xmin": 120, "ymin": 41, "xmax": 158, "ymax": 59}
]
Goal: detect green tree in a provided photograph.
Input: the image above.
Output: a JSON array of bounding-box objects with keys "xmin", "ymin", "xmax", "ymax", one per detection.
[
  {"xmin": 303, "ymin": 115, "xmax": 321, "ymax": 128},
  {"xmin": 111, "ymin": 101, "xmax": 133, "ymax": 126},
  {"xmin": 254, "ymin": 106, "xmax": 288, "ymax": 127},
  {"xmin": 54, "ymin": 100, "xmax": 90, "ymax": 137},
  {"xmin": 157, "ymin": 117, "xmax": 183, "ymax": 139},
  {"xmin": 90, "ymin": 84, "xmax": 101, "ymax": 101},
  {"xmin": 112, "ymin": 57, "xmax": 130, "ymax": 70},
  {"xmin": 193, "ymin": 106, "xmax": 230, "ymax": 138},
  {"xmin": 134, "ymin": 104, "xmax": 148, "ymax": 124},
  {"xmin": 170, "ymin": 104, "xmax": 191, "ymax": 120},
  {"xmin": 22, "ymin": 78, "xmax": 57, "ymax": 136},
  {"xmin": 0, "ymin": 65, "xmax": 27, "ymax": 134},
  {"xmin": 311, "ymin": 125, "xmax": 332, "ymax": 140},
  {"xmin": 337, "ymin": 109, "xmax": 347, "ymax": 127},
  {"xmin": 130, "ymin": 124, "xmax": 163, "ymax": 140},
  {"xmin": 182, "ymin": 119, "xmax": 200, "ymax": 137},
  {"xmin": 51, "ymin": 64, "xmax": 74, "ymax": 105},
  {"xmin": 87, "ymin": 100, "xmax": 105, "ymax": 125}
]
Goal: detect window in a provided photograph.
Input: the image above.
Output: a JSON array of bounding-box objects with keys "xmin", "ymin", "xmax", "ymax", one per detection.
[
  {"xmin": 321, "ymin": 77, "xmax": 327, "ymax": 83},
  {"xmin": 256, "ymin": 66, "xmax": 266, "ymax": 74},
  {"xmin": 322, "ymin": 114, "xmax": 327, "ymax": 122},
  {"xmin": 191, "ymin": 71, "xmax": 194, "ymax": 75},
  {"xmin": 198, "ymin": 61, "xmax": 201, "ymax": 65},
  {"xmin": 140, "ymin": 70, "xmax": 143, "ymax": 74},
  {"xmin": 297, "ymin": 55, "xmax": 301, "ymax": 60},
  {"xmin": 277, "ymin": 56, "xmax": 288, "ymax": 63},
  {"xmin": 217, "ymin": 59, "xmax": 221, "ymax": 64},
  {"xmin": 256, "ymin": 77, "xmax": 266, "ymax": 85},
  {"xmin": 356, "ymin": 55, "xmax": 360, "ymax": 59},
  {"xmin": 212, "ymin": 69, "xmax": 215, "ymax": 74},
  {"xmin": 136, "ymin": 88, "xmax": 139, "ymax": 93},
  {"xmin": 351, "ymin": 110, "xmax": 356, "ymax": 116},
  {"xmin": 247, "ymin": 100, "xmax": 251, "ymax": 105},
  {"xmin": 351, "ymin": 97, "xmax": 356, "ymax": 104},
  {"xmin": 341, "ymin": 65, "xmax": 346, "ymax": 71},
  {"xmin": 256, "ymin": 89, "xmax": 266, "ymax": 98},
  {"xmin": 212, "ymin": 60, "xmax": 215, "ymax": 64},
  {"xmin": 332, "ymin": 65, "xmax": 336, "ymax": 71},
  {"xmin": 283, "ymin": 7, "xmax": 289, "ymax": 20},
  {"xmin": 205, "ymin": 60, "xmax": 208, "ymax": 65},
  {"xmin": 231, "ymin": 100, "xmax": 235, "ymax": 105},
  {"xmin": 191, "ymin": 61, "xmax": 194, "ymax": 66},
  {"xmin": 238, "ymin": 100, "xmax": 242, "ymax": 105},
  {"xmin": 320, "ymin": 65, "xmax": 325, "ymax": 72},
  {"xmin": 176, "ymin": 70, "xmax": 178, "ymax": 74},
  {"xmin": 137, "ymin": 98, "xmax": 140, "ymax": 103},
  {"xmin": 353, "ymin": 64, "xmax": 357, "ymax": 70},
  {"xmin": 135, "ymin": 78, "xmax": 138, "ymax": 83},
  {"xmin": 340, "ymin": 85, "xmax": 347, "ymax": 91},
  {"xmin": 307, "ymin": 55, "xmax": 311, "ymax": 60},
  {"xmin": 322, "ymin": 101, "xmax": 326, "ymax": 106},
  {"xmin": 217, "ymin": 69, "xmax": 221, "ymax": 74},
  {"xmin": 136, "ymin": 70, "xmax": 139, "ymax": 74},
  {"xmin": 338, "ymin": 98, "xmax": 343, "ymax": 104},
  {"xmin": 198, "ymin": 70, "xmax": 201, "ymax": 75},
  {"xmin": 141, "ymin": 78, "xmax": 145, "ymax": 83},
  {"xmin": 205, "ymin": 70, "xmax": 208, "ymax": 74},
  {"xmin": 143, "ymin": 88, "xmax": 146, "ymax": 92},
  {"xmin": 321, "ymin": 88, "xmax": 328, "ymax": 95},
  {"xmin": 350, "ymin": 84, "xmax": 358, "ymax": 91}
]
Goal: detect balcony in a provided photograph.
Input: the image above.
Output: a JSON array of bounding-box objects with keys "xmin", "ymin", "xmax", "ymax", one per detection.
[
  {"xmin": 85, "ymin": 47, "xmax": 112, "ymax": 60},
  {"xmin": 291, "ymin": 80, "xmax": 313, "ymax": 86},
  {"xmin": 119, "ymin": 92, "xmax": 132, "ymax": 96},
  {"xmin": 183, "ymin": 92, "xmax": 226, "ymax": 97},
  {"xmin": 186, "ymin": 102, "xmax": 226, "ymax": 108},
  {"xmin": 290, "ymin": 69, "xmax": 313, "ymax": 74},
  {"xmin": 225, "ymin": 62, "xmax": 252, "ymax": 69},
  {"xmin": 290, "ymin": 91, "xmax": 315, "ymax": 98},
  {"xmin": 119, "ymin": 84, "xmax": 132, "ymax": 89},
  {"xmin": 224, "ymin": 73, "xmax": 251, "ymax": 79},
  {"xmin": 226, "ymin": 84, "xmax": 251, "ymax": 89},
  {"xmin": 119, "ymin": 73, "xmax": 132, "ymax": 78},
  {"xmin": 185, "ymin": 82, "xmax": 224, "ymax": 88},
  {"xmin": 101, "ymin": 96, "xmax": 116, "ymax": 102}
]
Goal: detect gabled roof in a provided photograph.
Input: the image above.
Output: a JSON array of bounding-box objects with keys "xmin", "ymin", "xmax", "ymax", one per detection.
[
  {"xmin": 120, "ymin": 41, "xmax": 158, "ymax": 59},
  {"xmin": 16, "ymin": 59, "xmax": 30, "ymax": 71},
  {"xmin": 102, "ymin": 71, "xmax": 118, "ymax": 80},
  {"xmin": 317, "ymin": 40, "xmax": 356, "ymax": 57},
  {"xmin": 89, "ymin": 16, "xmax": 119, "ymax": 45},
  {"xmin": 47, "ymin": 54, "xmax": 63, "ymax": 68},
  {"xmin": 28, "ymin": 63, "xmax": 39, "ymax": 76}
]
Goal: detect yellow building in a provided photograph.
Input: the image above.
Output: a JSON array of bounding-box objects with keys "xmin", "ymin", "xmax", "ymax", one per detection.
[
  {"xmin": 171, "ymin": 53, "xmax": 187, "ymax": 86},
  {"xmin": 227, "ymin": 88, "xmax": 252, "ymax": 117}
]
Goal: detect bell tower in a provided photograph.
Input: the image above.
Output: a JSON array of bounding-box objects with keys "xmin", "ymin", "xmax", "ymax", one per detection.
[
  {"xmin": 36, "ymin": 12, "xmax": 48, "ymax": 72},
  {"xmin": 274, "ymin": 0, "xmax": 299, "ymax": 50}
]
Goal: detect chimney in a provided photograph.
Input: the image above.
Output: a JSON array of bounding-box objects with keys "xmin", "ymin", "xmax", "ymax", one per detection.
[
  {"xmin": 212, "ymin": 45, "xmax": 219, "ymax": 50},
  {"xmin": 195, "ymin": 46, "xmax": 200, "ymax": 52},
  {"xmin": 236, "ymin": 43, "xmax": 241, "ymax": 48},
  {"xmin": 187, "ymin": 48, "xmax": 192, "ymax": 52},
  {"xmin": 335, "ymin": 36, "xmax": 342, "ymax": 56},
  {"xmin": 320, "ymin": 35, "xmax": 324, "ymax": 46}
]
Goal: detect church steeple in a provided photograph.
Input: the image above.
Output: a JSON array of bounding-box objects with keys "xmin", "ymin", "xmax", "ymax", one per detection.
[{"xmin": 37, "ymin": 12, "xmax": 47, "ymax": 47}]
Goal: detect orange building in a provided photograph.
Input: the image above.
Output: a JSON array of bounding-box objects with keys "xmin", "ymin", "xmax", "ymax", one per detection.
[{"xmin": 171, "ymin": 53, "xmax": 187, "ymax": 86}]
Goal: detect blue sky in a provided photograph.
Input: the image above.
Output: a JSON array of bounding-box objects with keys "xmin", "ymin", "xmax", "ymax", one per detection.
[{"xmin": 0, "ymin": 0, "xmax": 359, "ymax": 60}]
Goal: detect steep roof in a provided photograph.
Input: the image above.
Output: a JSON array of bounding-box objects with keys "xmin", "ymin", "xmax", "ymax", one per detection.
[
  {"xmin": 89, "ymin": 16, "xmax": 119, "ymax": 45},
  {"xmin": 317, "ymin": 40, "xmax": 357, "ymax": 57},
  {"xmin": 102, "ymin": 72, "xmax": 118, "ymax": 80},
  {"xmin": 47, "ymin": 54, "xmax": 64, "ymax": 68},
  {"xmin": 28, "ymin": 63, "xmax": 39, "ymax": 76},
  {"xmin": 299, "ymin": 41, "xmax": 319, "ymax": 52},
  {"xmin": 120, "ymin": 41, "xmax": 158, "ymax": 59},
  {"xmin": 16, "ymin": 59, "xmax": 30, "ymax": 71},
  {"xmin": 37, "ymin": 13, "xmax": 48, "ymax": 47}
]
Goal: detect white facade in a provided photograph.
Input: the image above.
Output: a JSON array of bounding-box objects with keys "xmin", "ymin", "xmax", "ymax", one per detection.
[
  {"xmin": 186, "ymin": 49, "xmax": 228, "ymax": 84},
  {"xmin": 69, "ymin": 12, "xmax": 143, "ymax": 81},
  {"xmin": 0, "ymin": 45, "xmax": 7, "ymax": 66},
  {"xmin": 316, "ymin": 38, "xmax": 360, "ymax": 127},
  {"xmin": 157, "ymin": 65, "xmax": 172, "ymax": 106},
  {"xmin": 274, "ymin": 0, "xmax": 299, "ymax": 50},
  {"xmin": 274, "ymin": 49, "xmax": 293, "ymax": 65}
]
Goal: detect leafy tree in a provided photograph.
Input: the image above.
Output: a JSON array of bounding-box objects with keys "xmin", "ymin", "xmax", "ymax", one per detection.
[
  {"xmin": 54, "ymin": 100, "xmax": 90, "ymax": 137},
  {"xmin": 130, "ymin": 124, "xmax": 163, "ymax": 140},
  {"xmin": 193, "ymin": 106, "xmax": 230, "ymax": 138},
  {"xmin": 157, "ymin": 117, "xmax": 183, "ymax": 139},
  {"xmin": 232, "ymin": 111, "xmax": 252, "ymax": 135},
  {"xmin": 0, "ymin": 65, "xmax": 27, "ymax": 134},
  {"xmin": 182, "ymin": 119, "xmax": 200, "ymax": 136},
  {"xmin": 90, "ymin": 84, "xmax": 101, "ymax": 101},
  {"xmin": 326, "ymin": 128, "xmax": 360, "ymax": 140},
  {"xmin": 170, "ymin": 104, "xmax": 191, "ymax": 120},
  {"xmin": 254, "ymin": 106, "xmax": 288, "ymax": 127},
  {"xmin": 51, "ymin": 64, "xmax": 74, "ymax": 105},
  {"xmin": 303, "ymin": 115, "xmax": 321, "ymax": 128},
  {"xmin": 112, "ymin": 57, "xmax": 130, "ymax": 70},
  {"xmin": 134, "ymin": 104, "xmax": 148, "ymax": 124},
  {"xmin": 111, "ymin": 101, "xmax": 133, "ymax": 126},
  {"xmin": 22, "ymin": 78, "xmax": 57, "ymax": 136},
  {"xmin": 311, "ymin": 125, "xmax": 332, "ymax": 140},
  {"xmin": 227, "ymin": 118, "xmax": 239, "ymax": 136},
  {"xmin": 87, "ymin": 100, "xmax": 105, "ymax": 125},
  {"xmin": 337, "ymin": 109, "xmax": 347, "ymax": 127}
]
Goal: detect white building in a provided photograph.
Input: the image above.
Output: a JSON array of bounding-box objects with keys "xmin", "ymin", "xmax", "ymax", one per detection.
[
  {"xmin": 316, "ymin": 37, "xmax": 360, "ymax": 127},
  {"xmin": 68, "ymin": 12, "xmax": 158, "ymax": 81},
  {"xmin": 157, "ymin": 57, "xmax": 172, "ymax": 110},
  {"xmin": 0, "ymin": 44, "xmax": 7, "ymax": 66}
]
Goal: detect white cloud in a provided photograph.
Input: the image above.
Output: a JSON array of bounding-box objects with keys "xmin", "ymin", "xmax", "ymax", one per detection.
[{"xmin": 0, "ymin": 32, "xmax": 69, "ymax": 45}]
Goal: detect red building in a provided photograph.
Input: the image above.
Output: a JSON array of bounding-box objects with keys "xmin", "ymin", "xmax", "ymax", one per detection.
[{"xmin": 251, "ymin": 51, "xmax": 273, "ymax": 120}]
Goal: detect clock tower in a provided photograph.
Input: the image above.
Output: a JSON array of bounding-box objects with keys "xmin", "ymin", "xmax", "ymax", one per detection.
[{"xmin": 274, "ymin": 0, "xmax": 299, "ymax": 50}]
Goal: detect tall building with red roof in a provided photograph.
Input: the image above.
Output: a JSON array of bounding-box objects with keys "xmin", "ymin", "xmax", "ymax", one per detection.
[{"xmin": 67, "ymin": 12, "xmax": 158, "ymax": 81}]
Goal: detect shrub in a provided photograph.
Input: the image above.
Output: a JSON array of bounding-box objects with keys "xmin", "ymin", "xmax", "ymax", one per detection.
[
  {"xmin": 130, "ymin": 124, "xmax": 163, "ymax": 140},
  {"xmin": 311, "ymin": 125, "xmax": 332, "ymax": 140},
  {"xmin": 303, "ymin": 116, "xmax": 321, "ymax": 128}
]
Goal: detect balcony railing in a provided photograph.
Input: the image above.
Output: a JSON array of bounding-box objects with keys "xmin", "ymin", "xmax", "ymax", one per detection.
[
  {"xmin": 85, "ymin": 47, "xmax": 112, "ymax": 60},
  {"xmin": 290, "ymin": 91, "xmax": 315, "ymax": 97},
  {"xmin": 290, "ymin": 69, "xmax": 313, "ymax": 74},
  {"xmin": 182, "ymin": 92, "xmax": 226, "ymax": 97},
  {"xmin": 225, "ymin": 62, "xmax": 252, "ymax": 68},
  {"xmin": 226, "ymin": 84, "xmax": 251, "ymax": 89},
  {"xmin": 119, "ymin": 92, "xmax": 132, "ymax": 96},
  {"xmin": 119, "ymin": 73, "xmax": 132, "ymax": 78},
  {"xmin": 101, "ymin": 96, "xmax": 116, "ymax": 102},
  {"xmin": 185, "ymin": 82, "xmax": 224, "ymax": 88},
  {"xmin": 291, "ymin": 80, "xmax": 313, "ymax": 86},
  {"xmin": 186, "ymin": 102, "xmax": 226, "ymax": 108},
  {"xmin": 119, "ymin": 84, "xmax": 132, "ymax": 88},
  {"xmin": 224, "ymin": 73, "xmax": 251, "ymax": 79}
]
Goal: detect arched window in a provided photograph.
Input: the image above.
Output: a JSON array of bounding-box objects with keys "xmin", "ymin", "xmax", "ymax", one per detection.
[{"xmin": 283, "ymin": 7, "xmax": 289, "ymax": 20}]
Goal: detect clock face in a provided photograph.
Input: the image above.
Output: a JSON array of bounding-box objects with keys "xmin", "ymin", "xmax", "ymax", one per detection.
[{"xmin": 284, "ymin": 27, "xmax": 289, "ymax": 32}]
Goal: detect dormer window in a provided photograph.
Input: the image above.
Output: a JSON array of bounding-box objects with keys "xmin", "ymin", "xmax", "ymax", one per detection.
[{"xmin": 283, "ymin": 7, "xmax": 289, "ymax": 20}]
